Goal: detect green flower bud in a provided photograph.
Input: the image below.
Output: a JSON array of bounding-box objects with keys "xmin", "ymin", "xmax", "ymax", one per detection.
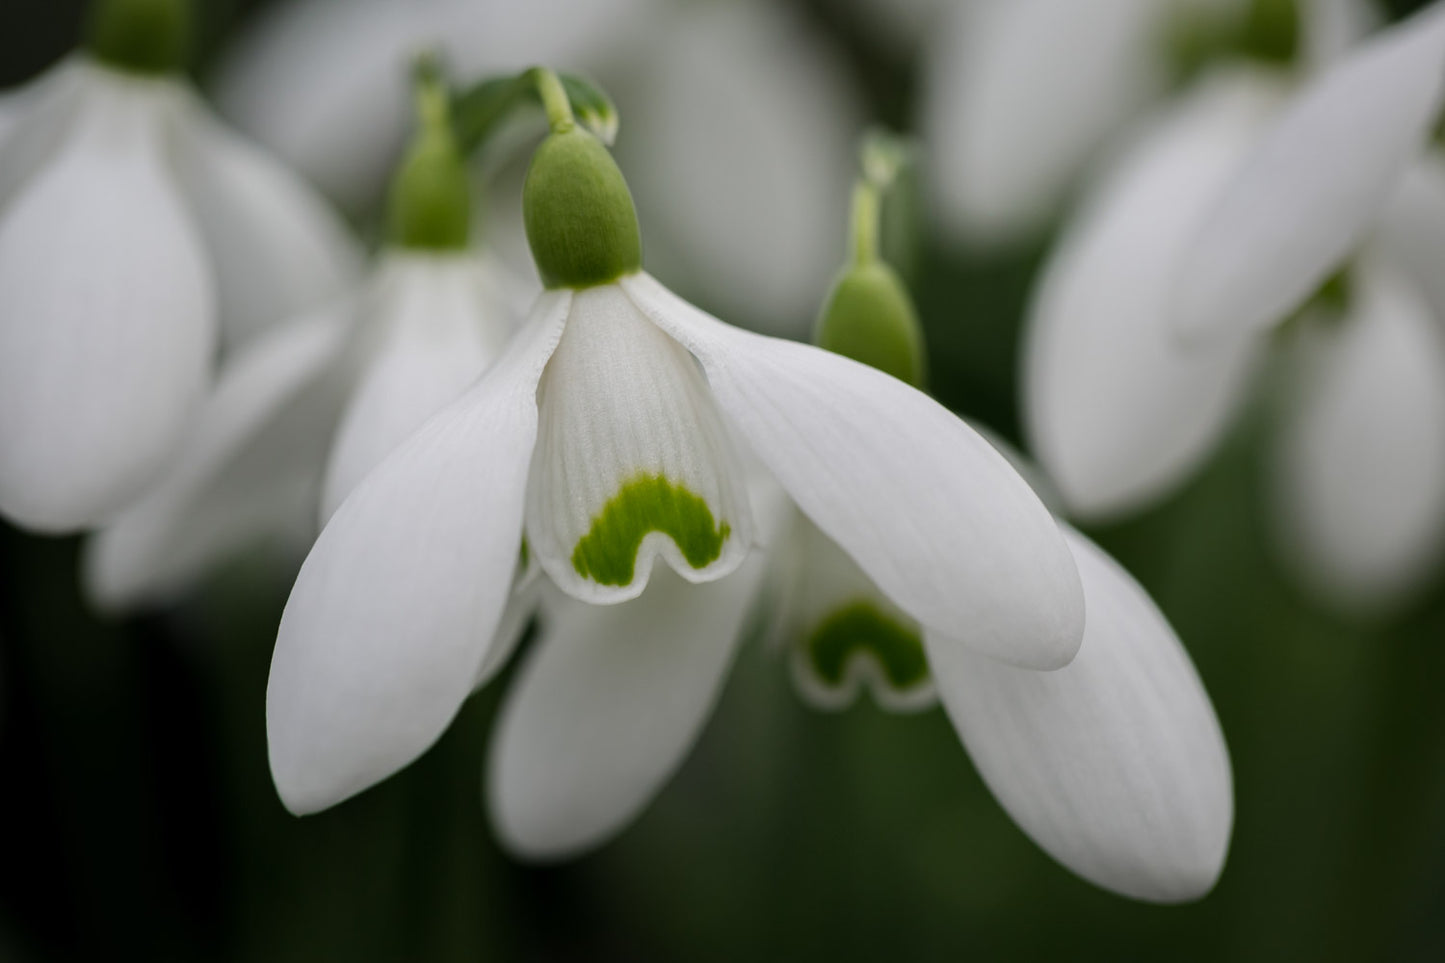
[
  {"xmin": 387, "ymin": 86, "xmax": 471, "ymax": 251},
  {"xmin": 523, "ymin": 128, "xmax": 642, "ymax": 289},
  {"xmin": 815, "ymin": 261, "xmax": 926, "ymax": 389},
  {"xmin": 86, "ymin": 0, "xmax": 191, "ymax": 75}
]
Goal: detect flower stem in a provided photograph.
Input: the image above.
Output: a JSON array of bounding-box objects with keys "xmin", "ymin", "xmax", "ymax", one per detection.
[
  {"xmin": 528, "ymin": 67, "xmax": 575, "ymax": 134},
  {"xmin": 850, "ymin": 181, "xmax": 880, "ymax": 268}
]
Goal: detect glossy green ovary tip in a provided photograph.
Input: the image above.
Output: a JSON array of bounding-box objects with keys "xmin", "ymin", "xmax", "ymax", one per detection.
[
  {"xmin": 805, "ymin": 601, "xmax": 928, "ymax": 691},
  {"xmin": 571, "ymin": 474, "xmax": 731, "ymax": 586}
]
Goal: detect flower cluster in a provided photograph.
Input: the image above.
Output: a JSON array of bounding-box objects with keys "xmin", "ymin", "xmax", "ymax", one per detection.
[{"xmin": 23, "ymin": 0, "xmax": 1445, "ymax": 922}]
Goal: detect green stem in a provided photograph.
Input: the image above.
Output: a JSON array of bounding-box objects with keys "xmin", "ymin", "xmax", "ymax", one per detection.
[
  {"xmin": 850, "ymin": 181, "xmax": 880, "ymax": 268},
  {"xmin": 528, "ymin": 66, "xmax": 575, "ymax": 134}
]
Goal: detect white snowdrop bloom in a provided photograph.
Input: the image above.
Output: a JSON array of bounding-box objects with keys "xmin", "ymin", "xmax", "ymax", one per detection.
[
  {"xmin": 1024, "ymin": 67, "xmax": 1285, "ymax": 519},
  {"xmin": 1173, "ymin": 1, "xmax": 1445, "ymax": 342},
  {"xmin": 86, "ymin": 84, "xmax": 520, "ymax": 611},
  {"xmin": 768, "ymin": 493, "xmax": 1233, "ymax": 902},
  {"xmin": 1026, "ymin": 17, "xmax": 1445, "ymax": 609},
  {"xmin": 0, "ymin": 2, "xmax": 360, "ymax": 534},
  {"xmin": 921, "ymin": 0, "xmax": 1372, "ymax": 245},
  {"xmin": 266, "ymin": 86, "xmax": 1084, "ymax": 827},
  {"xmin": 1268, "ymin": 261, "xmax": 1445, "ymax": 613}
]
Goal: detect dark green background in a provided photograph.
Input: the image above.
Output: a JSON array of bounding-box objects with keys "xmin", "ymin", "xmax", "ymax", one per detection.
[{"xmin": 1, "ymin": 0, "xmax": 1442, "ymax": 959}]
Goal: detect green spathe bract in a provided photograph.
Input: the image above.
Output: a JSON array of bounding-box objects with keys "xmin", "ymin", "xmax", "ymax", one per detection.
[
  {"xmin": 87, "ymin": 0, "xmax": 191, "ymax": 75},
  {"xmin": 815, "ymin": 262, "xmax": 927, "ymax": 388},
  {"xmin": 571, "ymin": 473, "xmax": 731, "ymax": 586},
  {"xmin": 804, "ymin": 600, "xmax": 929, "ymax": 692},
  {"xmin": 524, "ymin": 128, "xmax": 642, "ymax": 289},
  {"xmin": 387, "ymin": 120, "xmax": 471, "ymax": 251}
]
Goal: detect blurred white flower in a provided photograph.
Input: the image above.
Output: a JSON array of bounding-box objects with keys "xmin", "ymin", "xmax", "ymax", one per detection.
[
  {"xmin": 0, "ymin": 57, "xmax": 360, "ymax": 534},
  {"xmin": 1026, "ymin": 6, "xmax": 1445, "ymax": 612},
  {"xmin": 85, "ymin": 251, "xmax": 522, "ymax": 611},
  {"xmin": 921, "ymin": 0, "xmax": 1373, "ymax": 246},
  {"xmin": 214, "ymin": 0, "xmax": 860, "ymax": 333},
  {"xmin": 266, "ymin": 269, "xmax": 1084, "ymax": 826}
]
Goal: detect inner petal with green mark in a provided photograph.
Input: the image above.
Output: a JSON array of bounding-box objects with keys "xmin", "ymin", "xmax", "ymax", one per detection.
[
  {"xmin": 793, "ymin": 598, "xmax": 937, "ymax": 713},
  {"xmin": 524, "ymin": 283, "xmax": 753, "ymax": 603},
  {"xmin": 571, "ymin": 472, "xmax": 732, "ymax": 586}
]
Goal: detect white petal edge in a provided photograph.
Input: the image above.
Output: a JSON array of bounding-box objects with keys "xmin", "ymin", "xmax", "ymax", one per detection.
[
  {"xmin": 487, "ymin": 555, "xmax": 768, "ymax": 861},
  {"xmin": 929, "ymin": 528, "xmax": 1233, "ymax": 903},
  {"xmin": 623, "ymin": 272, "xmax": 1084, "ymax": 670},
  {"xmin": 84, "ymin": 297, "xmax": 357, "ymax": 612},
  {"xmin": 921, "ymin": 0, "xmax": 1162, "ymax": 245},
  {"xmin": 173, "ymin": 95, "xmax": 363, "ymax": 351},
  {"xmin": 1173, "ymin": 3, "xmax": 1445, "ymax": 343},
  {"xmin": 0, "ymin": 71, "xmax": 215, "ymax": 532},
  {"xmin": 1023, "ymin": 69, "xmax": 1281, "ymax": 519},
  {"xmin": 320, "ymin": 253, "xmax": 515, "ymax": 520},
  {"xmin": 1374, "ymin": 149, "xmax": 1445, "ymax": 321},
  {"xmin": 266, "ymin": 290, "xmax": 570, "ymax": 815},
  {"xmin": 1270, "ymin": 258, "xmax": 1445, "ymax": 613},
  {"xmin": 0, "ymin": 57, "xmax": 89, "ymax": 210}
]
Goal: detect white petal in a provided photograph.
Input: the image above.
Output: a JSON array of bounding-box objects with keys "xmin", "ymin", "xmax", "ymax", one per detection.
[
  {"xmin": 266, "ymin": 290, "xmax": 569, "ymax": 815},
  {"xmin": 1024, "ymin": 69, "xmax": 1281, "ymax": 519},
  {"xmin": 930, "ymin": 528, "xmax": 1233, "ymax": 903},
  {"xmin": 525, "ymin": 283, "xmax": 754, "ymax": 605},
  {"xmin": 0, "ymin": 58, "xmax": 89, "ymax": 209},
  {"xmin": 0, "ymin": 71, "xmax": 215, "ymax": 532},
  {"xmin": 617, "ymin": 0, "xmax": 859, "ymax": 332},
  {"xmin": 625, "ymin": 273, "xmax": 1084, "ymax": 670},
  {"xmin": 488, "ymin": 557, "xmax": 767, "ymax": 860},
  {"xmin": 84, "ymin": 298, "xmax": 357, "ymax": 612},
  {"xmin": 1271, "ymin": 259, "xmax": 1445, "ymax": 611},
  {"xmin": 1173, "ymin": 4, "xmax": 1445, "ymax": 342},
  {"xmin": 320, "ymin": 254, "xmax": 515, "ymax": 519},
  {"xmin": 780, "ymin": 509, "xmax": 937, "ymax": 714},
  {"xmin": 1375, "ymin": 149, "xmax": 1445, "ymax": 320},
  {"xmin": 172, "ymin": 97, "xmax": 362, "ymax": 351},
  {"xmin": 921, "ymin": 0, "xmax": 1163, "ymax": 245}
]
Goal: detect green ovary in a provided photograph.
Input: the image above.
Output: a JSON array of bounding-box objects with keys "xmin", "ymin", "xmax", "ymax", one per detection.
[
  {"xmin": 804, "ymin": 600, "xmax": 929, "ymax": 692},
  {"xmin": 571, "ymin": 473, "xmax": 731, "ymax": 586}
]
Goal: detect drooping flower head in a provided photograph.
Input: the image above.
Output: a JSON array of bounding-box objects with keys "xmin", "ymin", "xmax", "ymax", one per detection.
[
  {"xmin": 87, "ymin": 66, "xmax": 521, "ymax": 611},
  {"xmin": 266, "ymin": 68, "xmax": 1084, "ymax": 833},
  {"xmin": 0, "ymin": 0, "xmax": 360, "ymax": 533}
]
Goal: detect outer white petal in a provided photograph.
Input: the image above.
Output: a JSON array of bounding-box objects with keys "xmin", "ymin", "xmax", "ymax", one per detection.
[
  {"xmin": 266, "ymin": 291, "xmax": 570, "ymax": 815},
  {"xmin": 624, "ymin": 273, "xmax": 1084, "ymax": 670},
  {"xmin": 1174, "ymin": 3, "xmax": 1445, "ymax": 342},
  {"xmin": 84, "ymin": 298, "xmax": 357, "ymax": 612},
  {"xmin": 930, "ymin": 528, "xmax": 1233, "ymax": 903},
  {"xmin": 618, "ymin": 0, "xmax": 859, "ymax": 332},
  {"xmin": 0, "ymin": 71, "xmax": 214, "ymax": 532},
  {"xmin": 172, "ymin": 97, "xmax": 362, "ymax": 350},
  {"xmin": 1024, "ymin": 69, "xmax": 1282, "ymax": 519},
  {"xmin": 320, "ymin": 254, "xmax": 515, "ymax": 519},
  {"xmin": 921, "ymin": 0, "xmax": 1162, "ymax": 245},
  {"xmin": 0, "ymin": 58, "xmax": 89, "ymax": 209},
  {"xmin": 1375, "ymin": 150, "xmax": 1445, "ymax": 319},
  {"xmin": 1271, "ymin": 259, "xmax": 1445, "ymax": 612},
  {"xmin": 488, "ymin": 557, "xmax": 768, "ymax": 861},
  {"xmin": 1301, "ymin": 0, "xmax": 1381, "ymax": 67},
  {"xmin": 526, "ymin": 283, "xmax": 754, "ymax": 604}
]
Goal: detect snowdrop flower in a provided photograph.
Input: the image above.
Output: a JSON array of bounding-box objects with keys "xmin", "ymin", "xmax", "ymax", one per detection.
[
  {"xmin": 769, "ymin": 155, "xmax": 1231, "ymax": 901},
  {"xmin": 215, "ymin": 0, "xmax": 859, "ymax": 333},
  {"xmin": 86, "ymin": 76, "xmax": 519, "ymax": 611},
  {"xmin": 1027, "ymin": 5, "xmax": 1445, "ymax": 611},
  {"xmin": 921, "ymin": 0, "xmax": 1371, "ymax": 245},
  {"xmin": 0, "ymin": 0, "xmax": 360, "ymax": 534},
  {"xmin": 266, "ymin": 70, "xmax": 1084, "ymax": 837}
]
